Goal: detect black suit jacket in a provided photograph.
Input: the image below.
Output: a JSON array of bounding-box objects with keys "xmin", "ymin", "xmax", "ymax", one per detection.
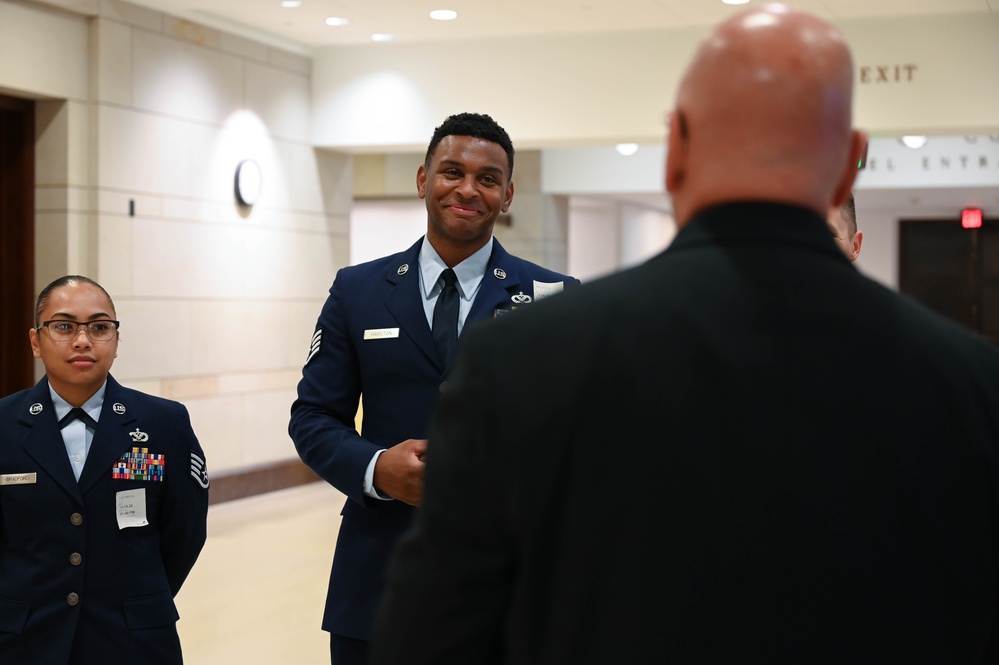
[
  {"xmin": 289, "ymin": 237, "xmax": 578, "ymax": 641},
  {"xmin": 0, "ymin": 375, "xmax": 209, "ymax": 665},
  {"xmin": 372, "ymin": 203, "xmax": 999, "ymax": 664}
]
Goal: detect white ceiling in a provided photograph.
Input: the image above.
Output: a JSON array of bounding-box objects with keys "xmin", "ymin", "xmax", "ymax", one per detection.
[
  {"xmin": 126, "ymin": 0, "xmax": 997, "ymax": 50},
  {"xmin": 121, "ymin": 0, "xmax": 998, "ymax": 213}
]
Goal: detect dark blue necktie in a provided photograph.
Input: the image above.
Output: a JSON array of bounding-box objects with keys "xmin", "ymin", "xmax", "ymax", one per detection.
[
  {"xmin": 432, "ymin": 268, "xmax": 459, "ymax": 370},
  {"xmin": 59, "ymin": 407, "xmax": 98, "ymax": 430}
]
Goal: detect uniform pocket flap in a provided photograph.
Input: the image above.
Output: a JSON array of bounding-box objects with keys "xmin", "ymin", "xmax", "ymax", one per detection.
[
  {"xmin": 123, "ymin": 592, "xmax": 179, "ymax": 630},
  {"xmin": 0, "ymin": 596, "xmax": 30, "ymax": 634}
]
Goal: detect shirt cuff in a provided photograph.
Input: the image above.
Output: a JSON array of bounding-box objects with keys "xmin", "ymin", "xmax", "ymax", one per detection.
[{"xmin": 363, "ymin": 449, "xmax": 393, "ymax": 500}]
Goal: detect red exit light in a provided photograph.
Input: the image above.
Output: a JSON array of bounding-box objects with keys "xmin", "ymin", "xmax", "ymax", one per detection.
[{"xmin": 962, "ymin": 208, "xmax": 983, "ymax": 229}]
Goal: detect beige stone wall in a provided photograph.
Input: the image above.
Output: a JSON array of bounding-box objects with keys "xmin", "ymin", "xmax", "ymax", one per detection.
[{"xmin": 3, "ymin": 0, "xmax": 352, "ymax": 472}]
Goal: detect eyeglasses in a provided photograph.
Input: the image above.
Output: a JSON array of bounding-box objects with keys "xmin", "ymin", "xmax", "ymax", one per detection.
[{"xmin": 37, "ymin": 319, "xmax": 120, "ymax": 342}]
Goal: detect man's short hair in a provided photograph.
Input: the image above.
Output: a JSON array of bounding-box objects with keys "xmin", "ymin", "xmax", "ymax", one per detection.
[
  {"xmin": 35, "ymin": 275, "xmax": 114, "ymax": 327},
  {"xmin": 840, "ymin": 193, "xmax": 857, "ymax": 237},
  {"xmin": 424, "ymin": 113, "xmax": 515, "ymax": 177}
]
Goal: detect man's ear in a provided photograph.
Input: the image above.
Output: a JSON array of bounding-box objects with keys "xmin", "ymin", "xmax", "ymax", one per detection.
[
  {"xmin": 851, "ymin": 230, "xmax": 864, "ymax": 262},
  {"xmin": 501, "ymin": 181, "xmax": 514, "ymax": 213},
  {"xmin": 416, "ymin": 164, "xmax": 428, "ymax": 200},
  {"xmin": 831, "ymin": 130, "xmax": 866, "ymax": 209},
  {"xmin": 665, "ymin": 110, "xmax": 688, "ymax": 195}
]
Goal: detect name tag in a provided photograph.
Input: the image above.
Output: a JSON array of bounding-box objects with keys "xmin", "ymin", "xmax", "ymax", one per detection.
[
  {"xmin": 1, "ymin": 473, "xmax": 37, "ymax": 486},
  {"xmin": 364, "ymin": 328, "xmax": 400, "ymax": 340},
  {"xmin": 533, "ymin": 281, "xmax": 565, "ymax": 301}
]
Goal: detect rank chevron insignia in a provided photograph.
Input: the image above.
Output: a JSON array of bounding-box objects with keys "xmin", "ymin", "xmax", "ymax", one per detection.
[{"xmin": 190, "ymin": 452, "xmax": 209, "ymax": 489}]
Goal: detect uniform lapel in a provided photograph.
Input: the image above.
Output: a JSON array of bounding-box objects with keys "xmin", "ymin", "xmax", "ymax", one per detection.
[
  {"xmin": 78, "ymin": 376, "xmax": 137, "ymax": 495},
  {"xmin": 468, "ymin": 239, "xmax": 523, "ymax": 324},
  {"xmin": 384, "ymin": 239, "xmax": 440, "ymax": 367},
  {"xmin": 18, "ymin": 379, "xmax": 84, "ymax": 504}
]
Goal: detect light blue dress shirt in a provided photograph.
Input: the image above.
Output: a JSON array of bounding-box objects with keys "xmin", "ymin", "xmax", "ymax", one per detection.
[{"xmin": 50, "ymin": 381, "xmax": 107, "ymax": 482}]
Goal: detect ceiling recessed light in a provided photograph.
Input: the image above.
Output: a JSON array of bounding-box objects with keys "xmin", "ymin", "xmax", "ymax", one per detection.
[
  {"xmin": 281, "ymin": 1, "xmax": 302, "ymax": 7},
  {"xmin": 615, "ymin": 143, "xmax": 639, "ymax": 156},
  {"xmin": 325, "ymin": 16, "xmax": 349, "ymax": 26},
  {"xmin": 722, "ymin": 0, "xmax": 751, "ymax": 4},
  {"xmin": 900, "ymin": 135, "xmax": 928, "ymax": 149},
  {"xmin": 430, "ymin": 9, "xmax": 458, "ymax": 20},
  {"xmin": 371, "ymin": 33, "xmax": 394, "ymax": 41}
]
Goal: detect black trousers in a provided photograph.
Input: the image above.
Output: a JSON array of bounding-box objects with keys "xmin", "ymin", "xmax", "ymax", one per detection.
[{"xmin": 330, "ymin": 633, "xmax": 368, "ymax": 665}]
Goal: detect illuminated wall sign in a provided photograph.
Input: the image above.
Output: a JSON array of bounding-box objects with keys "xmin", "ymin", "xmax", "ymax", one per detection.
[{"xmin": 962, "ymin": 208, "xmax": 983, "ymax": 229}]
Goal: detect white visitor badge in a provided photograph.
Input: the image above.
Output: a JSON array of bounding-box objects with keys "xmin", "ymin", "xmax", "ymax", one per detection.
[{"xmin": 116, "ymin": 488, "xmax": 149, "ymax": 529}]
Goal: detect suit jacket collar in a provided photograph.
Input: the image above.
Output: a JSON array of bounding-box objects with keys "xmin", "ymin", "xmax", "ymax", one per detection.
[
  {"xmin": 18, "ymin": 378, "xmax": 82, "ymax": 502},
  {"xmin": 382, "ymin": 236, "xmax": 531, "ymax": 371},
  {"xmin": 670, "ymin": 201, "xmax": 849, "ymax": 262},
  {"xmin": 78, "ymin": 375, "xmax": 139, "ymax": 494},
  {"xmin": 17, "ymin": 375, "xmax": 141, "ymax": 500},
  {"xmin": 469, "ymin": 238, "xmax": 527, "ymax": 320},
  {"xmin": 384, "ymin": 239, "xmax": 437, "ymax": 366}
]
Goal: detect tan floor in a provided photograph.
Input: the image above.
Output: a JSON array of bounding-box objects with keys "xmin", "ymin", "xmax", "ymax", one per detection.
[{"xmin": 176, "ymin": 482, "xmax": 346, "ymax": 664}]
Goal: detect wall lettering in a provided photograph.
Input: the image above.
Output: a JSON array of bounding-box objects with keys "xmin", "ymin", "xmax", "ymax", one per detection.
[
  {"xmin": 866, "ymin": 155, "xmax": 999, "ymax": 173},
  {"xmin": 859, "ymin": 64, "xmax": 917, "ymax": 84}
]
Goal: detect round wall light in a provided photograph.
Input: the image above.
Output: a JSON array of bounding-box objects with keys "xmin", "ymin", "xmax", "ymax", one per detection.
[{"xmin": 235, "ymin": 159, "xmax": 262, "ymax": 206}]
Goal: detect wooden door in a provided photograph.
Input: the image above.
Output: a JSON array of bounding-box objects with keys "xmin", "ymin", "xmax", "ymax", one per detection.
[{"xmin": 0, "ymin": 94, "xmax": 36, "ymax": 396}]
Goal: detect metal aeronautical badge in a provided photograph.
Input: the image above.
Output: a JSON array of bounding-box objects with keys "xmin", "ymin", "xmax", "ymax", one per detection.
[
  {"xmin": 29, "ymin": 403, "xmax": 43, "ymax": 415},
  {"xmin": 511, "ymin": 291, "xmax": 532, "ymax": 304},
  {"xmin": 129, "ymin": 429, "xmax": 149, "ymax": 443},
  {"xmin": 397, "ymin": 264, "xmax": 409, "ymax": 275},
  {"xmin": 113, "ymin": 403, "xmax": 126, "ymax": 415},
  {"xmin": 493, "ymin": 268, "xmax": 507, "ymax": 280}
]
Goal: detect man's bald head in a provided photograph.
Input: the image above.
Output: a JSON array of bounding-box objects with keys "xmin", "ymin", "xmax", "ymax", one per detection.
[{"xmin": 666, "ymin": 3, "xmax": 866, "ymax": 226}]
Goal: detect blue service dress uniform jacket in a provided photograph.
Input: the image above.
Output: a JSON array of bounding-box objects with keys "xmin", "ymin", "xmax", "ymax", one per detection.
[
  {"xmin": 0, "ymin": 375, "xmax": 209, "ymax": 665},
  {"xmin": 289, "ymin": 237, "xmax": 579, "ymax": 642}
]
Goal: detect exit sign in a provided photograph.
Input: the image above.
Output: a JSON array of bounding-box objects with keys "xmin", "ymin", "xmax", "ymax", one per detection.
[{"xmin": 962, "ymin": 208, "xmax": 983, "ymax": 229}]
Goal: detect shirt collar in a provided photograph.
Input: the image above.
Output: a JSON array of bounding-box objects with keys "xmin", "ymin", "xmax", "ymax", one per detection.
[
  {"xmin": 49, "ymin": 381, "xmax": 108, "ymax": 424},
  {"xmin": 419, "ymin": 236, "xmax": 494, "ymax": 302}
]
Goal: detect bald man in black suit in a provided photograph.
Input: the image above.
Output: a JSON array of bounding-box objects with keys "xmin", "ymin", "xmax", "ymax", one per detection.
[{"xmin": 372, "ymin": 5, "xmax": 999, "ymax": 664}]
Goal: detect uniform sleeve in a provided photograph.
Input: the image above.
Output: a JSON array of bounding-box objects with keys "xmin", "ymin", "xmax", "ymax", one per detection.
[
  {"xmin": 289, "ymin": 271, "xmax": 383, "ymax": 506},
  {"xmin": 158, "ymin": 403, "xmax": 209, "ymax": 596}
]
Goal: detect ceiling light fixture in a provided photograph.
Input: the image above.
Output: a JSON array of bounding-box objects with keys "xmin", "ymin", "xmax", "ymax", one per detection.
[
  {"xmin": 615, "ymin": 143, "xmax": 639, "ymax": 156},
  {"xmin": 430, "ymin": 9, "xmax": 458, "ymax": 20},
  {"xmin": 900, "ymin": 135, "xmax": 928, "ymax": 149},
  {"xmin": 721, "ymin": 0, "xmax": 751, "ymax": 4},
  {"xmin": 325, "ymin": 16, "xmax": 349, "ymax": 26},
  {"xmin": 281, "ymin": 1, "xmax": 302, "ymax": 7},
  {"xmin": 371, "ymin": 33, "xmax": 394, "ymax": 41}
]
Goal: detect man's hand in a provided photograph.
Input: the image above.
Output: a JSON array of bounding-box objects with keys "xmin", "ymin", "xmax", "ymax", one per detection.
[{"xmin": 373, "ymin": 438, "xmax": 428, "ymax": 506}]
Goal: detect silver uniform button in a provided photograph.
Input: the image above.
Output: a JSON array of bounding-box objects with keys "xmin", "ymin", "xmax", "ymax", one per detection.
[
  {"xmin": 70, "ymin": 552, "xmax": 82, "ymax": 566},
  {"xmin": 70, "ymin": 513, "xmax": 83, "ymax": 526},
  {"xmin": 67, "ymin": 593, "xmax": 80, "ymax": 606}
]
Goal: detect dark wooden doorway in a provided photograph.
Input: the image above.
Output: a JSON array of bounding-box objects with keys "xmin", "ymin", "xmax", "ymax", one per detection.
[
  {"xmin": 899, "ymin": 218, "xmax": 999, "ymax": 344},
  {"xmin": 0, "ymin": 94, "xmax": 36, "ymax": 397}
]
